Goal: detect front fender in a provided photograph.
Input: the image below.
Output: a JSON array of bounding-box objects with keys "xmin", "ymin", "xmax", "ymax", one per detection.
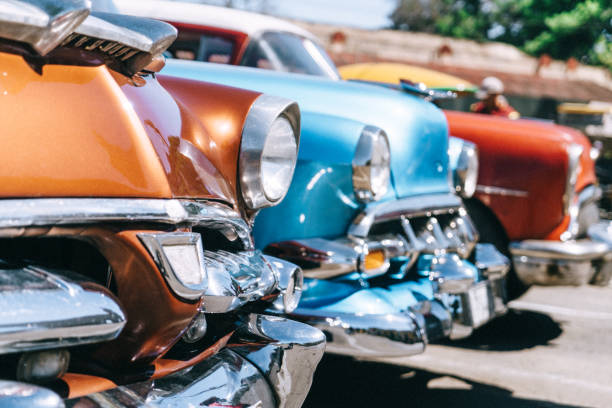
[
  {"xmin": 446, "ymin": 110, "xmax": 585, "ymax": 240},
  {"xmin": 253, "ymin": 112, "xmax": 396, "ymax": 248}
]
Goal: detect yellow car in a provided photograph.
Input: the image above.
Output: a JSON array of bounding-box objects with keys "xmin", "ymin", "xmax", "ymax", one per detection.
[{"xmin": 338, "ymin": 62, "xmax": 478, "ymax": 93}]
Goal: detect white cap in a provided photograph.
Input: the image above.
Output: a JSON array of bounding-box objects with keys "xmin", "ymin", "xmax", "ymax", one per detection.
[{"xmin": 476, "ymin": 76, "xmax": 504, "ymax": 99}]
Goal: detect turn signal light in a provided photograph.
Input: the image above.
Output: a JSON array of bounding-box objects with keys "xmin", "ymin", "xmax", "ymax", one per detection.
[
  {"xmin": 139, "ymin": 232, "xmax": 208, "ymax": 300},
  {"xmin": 364, "ymin": 250, "xmax": 386, "ymax": 271}
]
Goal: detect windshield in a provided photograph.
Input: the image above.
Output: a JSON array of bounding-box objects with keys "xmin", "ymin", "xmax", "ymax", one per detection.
[{"xmin": 240, "ymin": 31, "xmax": 340, "ymax": 80}]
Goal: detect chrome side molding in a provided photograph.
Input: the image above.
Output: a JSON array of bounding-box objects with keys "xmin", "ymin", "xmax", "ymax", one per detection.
[
  {"xmin": 0, "ymin": 263, "xmax": 125, "ymax": 354},
  {"xmin": 0, "ymin": 198, "xmax": 253, "ymax": 249}
]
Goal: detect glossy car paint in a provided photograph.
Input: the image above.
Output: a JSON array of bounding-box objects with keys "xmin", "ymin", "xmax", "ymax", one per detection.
[
  {"xmin": 339, "ymin": 63, "xmax": 597, "ymax": 241},
  {"xmin": 0, "ymin": 52, "xmax": 265, "ymax": 208},
  {"xmin": 447, "ymin": 111, "xmax": 596, "ymax": 241},
  {"xmin": 163, "ymin": 60, "xmax": 452, "ymax": 201},
  {"xmin": 339, "ymin": 63, "xmax": 478, "ymax": 92},
  {"xmin": 0, "ymin": 50, "xmax": 272, "ymax": 391}
]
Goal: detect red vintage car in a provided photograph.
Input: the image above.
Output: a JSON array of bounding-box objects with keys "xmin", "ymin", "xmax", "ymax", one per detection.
[{"xmin": 340, "ymin": 63, "xmax": 612, "ymax": 296}]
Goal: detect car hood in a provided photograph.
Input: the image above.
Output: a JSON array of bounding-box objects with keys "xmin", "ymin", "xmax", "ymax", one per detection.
[
  {"xmin": 445, "ymin": 110, "xmax": 596, "ymax": 192},
  {"xmin": 164, "ymin": 60, "xmax": 452, "ymax": 199},
  {"xmin": 0, "ymin": 52, "xmax": 238, "ymax": 205}
]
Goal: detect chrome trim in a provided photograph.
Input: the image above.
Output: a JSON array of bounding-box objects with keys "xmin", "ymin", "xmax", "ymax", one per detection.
[
  {"xmin": 265, "ymin": 236, "xmax": 406, "ymax": 280},
  {"xmin": 348, "ymin": 193, "xmax": 463, "ymax": 238},
  {"xmin": 68, "ymin": 11, "xmax": 177, "ymax": 76},
  {"xmin": 474, "ymin": 243, "xmax": 510, "ymax": 278},
  {"xmin": 0, "ymin": 198, "xmax": 253, "ymax": 249},
  {"xmin": 410, "ymin": 299, "xmax": 452, "ymax": 342},
  {"xmin": 76, "ymin": 11, "xmax": 176, "ymax": 58},
  {"xmin": 352, "ymin": 126, "xmax": 391, "ymax": 203},
  {"xmin": 400, "ymin": 210, "xmax": 478, "ymax": 258},
  {"xmin": 270, "ymin": 238, "xmax": 362, "ymax": 280},
  {"xmin": 475, "ymin": 185, "xmax": 528, "ymax": 197},
  {"xmin": 0, "ymin": 0, "xmax": 90, "ymax": 55},
  {"xmin": 290, "ymin": 308, "xmax": 426, "ymax": 358},
  {"xmin": 263, "ymin": 256, "xmax": 303, "ymax": 313},
  {"xmin": 445, "ymin": 280, "xmax": 500, "ymax": 338},
  {"xmin": 231, "ymin": 314, "xmax": 326, "ymax": 408},
  {"xmin": 239, "ymin": 94, "xmax": 300, "ymax": 210},
  {"xmin": 510, "ymin": 239, "xmax": 610, "ymax": 261},
  {"xmin": 562, "ymin": 184, "xmax": 602, "ymax": 241},
  {"xmin": 138, "ymin": 232, "xmax": 208, "ymax": 300},
  {"xmin": 427, "ymin": 253, "xmax": 477, "ymax": 294},
  {"xmin": 0, "ymin": 380, "xmax": 63, "ymax": 408},
  {"xmin": 0, "ymin": 264, "xmax": 125, "ymax": 354},
  {"xmin": 449, "ymin": 138, "xmax": 479, "ymax": 198},
  {"xmin": 563, "ymin": 144, "xmax": 584, "ymax": 216},
  {"xmin": 199, "ymin": 250, "xmax": 278, "ymax": 312},
  {"xmin": 510, "ymin": 222, "xmax": 612, "ymax": 286},
  {"xmin": 66, "ymin": 315, "xmax": 325, "ymax": 408},
  {"xmin": 67, "ymin": 349, "xmax": 276, "ymax": 408}
]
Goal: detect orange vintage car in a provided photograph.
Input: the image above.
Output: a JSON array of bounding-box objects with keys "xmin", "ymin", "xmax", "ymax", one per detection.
[
  {"xmin": 0, "ymin": 1, "xmax": 324, "ymax": 407},
  {"xmin": 340, "ymin": 63, "xmax": 612, "ymax": 296}
]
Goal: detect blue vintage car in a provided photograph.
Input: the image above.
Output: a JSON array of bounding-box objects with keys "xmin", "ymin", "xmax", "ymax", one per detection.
[{"xmin": 162, "ymin": 60, "xmax": 510, "ymax": 356}]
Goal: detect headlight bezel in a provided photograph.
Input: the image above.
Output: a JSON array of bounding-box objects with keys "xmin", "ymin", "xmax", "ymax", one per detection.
[
  {"xmin": 239, "ymin": 94, "xmax": 301, "ymax": 210},
  {"xmin": 450, "ymin": 139, "xmax": 479, "ymax": 198},
  {"xmin": 563, "ymin": 143, "xmax": 584, "ymax": 216},
  {"xmin": 352, "ymin": 125, "xmax": 391, "ymax": 203}
]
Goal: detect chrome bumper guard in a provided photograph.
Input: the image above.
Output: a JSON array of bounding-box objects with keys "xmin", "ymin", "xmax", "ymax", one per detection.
[
  {"xmin": 289, "ymin": 307, "xmax": 426, "ymax": 358},
  {"xmin": 3, "ymin": 314, "xmax": 323, "ymax": 408},
  {"xmin": 509, "ymin": 221, "xmax": 612, "ymax": 286},
  {"xmin": 428, "ymin": 245, "xmax": 509, "ymax": 340},
  {"xmin": 0, "ymin": 263, "xmax": 125, "ymax": 354}
]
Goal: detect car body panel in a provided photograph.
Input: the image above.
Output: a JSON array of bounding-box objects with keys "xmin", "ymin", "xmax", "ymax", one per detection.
[
  {"xmin": 339, "ymin": 62, "xmax": 597, "ymax": 241},
  {"xmin": 447, "ymin": 110, "xmax": 596, "ymax": 240},
  {"xmin": 163, "ymin": 59, "xmax": 452, "ymax": 200}
]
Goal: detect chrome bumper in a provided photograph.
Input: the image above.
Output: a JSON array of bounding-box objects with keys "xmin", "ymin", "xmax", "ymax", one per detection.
[
  {"xmin": 2, "ymin": 314, "xmax": 324, "ymax": 408},
  {"xmin": 290, "ymin": 307, "xmax": 426, "ymax": 358},
  {"xmin": 0, "ymin": 262, "xmax": 125, "ymax": 354},
  {"xmin": 509, "ymin": 221, "xmax": 612, "ymax": 286},
  {"xmin": 427, "ymin": 245, "xmax": 509, "ymax": 340}
]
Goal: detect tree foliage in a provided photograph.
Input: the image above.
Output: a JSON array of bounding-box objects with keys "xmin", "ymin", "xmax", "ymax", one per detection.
[{"xmin": 390, "ymin": 0, "xmax": 612, "ymax": 69}]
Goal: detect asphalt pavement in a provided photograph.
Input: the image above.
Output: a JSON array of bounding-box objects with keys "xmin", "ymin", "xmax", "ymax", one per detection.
[{"xmin": 304, "ymin": 284, "xmax": 612, "ymax": 408}]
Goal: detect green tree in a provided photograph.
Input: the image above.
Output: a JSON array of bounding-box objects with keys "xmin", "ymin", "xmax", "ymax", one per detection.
[{"xmin": 389, "ymin": 0, "xmax": 612, "ymax": 70}]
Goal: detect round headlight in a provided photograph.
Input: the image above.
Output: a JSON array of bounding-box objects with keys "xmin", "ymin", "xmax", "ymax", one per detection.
[
  {"xmin": 261, "ymin": 117, "xmax": 298, "ymax": 202},
  {"xmin": 239, "ymin": 95, "xmax": 300, "ymax": 210},
  {"xmin": 563, "ymin": 143, "xmax": 583, "ymax": 215},
  {"xmin": 352, "ymin": 126, "xmax": 391, "ymax": 203},
  {"xmin": 450, "ymin": 139, "xmax": 479, "ymax": 198}
]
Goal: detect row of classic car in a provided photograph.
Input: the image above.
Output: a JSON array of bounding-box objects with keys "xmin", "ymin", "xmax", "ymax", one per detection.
[{"xmin": 1, "ymin": 0, "xmax": 611, "ymax": 407}]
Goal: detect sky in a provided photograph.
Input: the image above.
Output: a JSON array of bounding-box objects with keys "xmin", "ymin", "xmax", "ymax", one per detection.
[
  {"xmin": 186, "ymin": 0, "xmax": 397, "ymax": 29},
  {"xmin": 269, "ymin": 0, "xmax": 396, "ymax": 29}
]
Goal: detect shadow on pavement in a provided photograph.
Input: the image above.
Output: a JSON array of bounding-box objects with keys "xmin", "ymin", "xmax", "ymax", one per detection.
[
  {"xmin": 440, "ymin": 309, "xmax": 563, "ymax": 352},
  {"xmin": 304, "ymin": 355, "xmax": 581, "ymax": 408}
]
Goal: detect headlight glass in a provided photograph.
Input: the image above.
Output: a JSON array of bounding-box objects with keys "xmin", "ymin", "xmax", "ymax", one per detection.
[
  {"xmin": 563, "ymin": 143, "xmax": 583, "ymax": 215},
  {"xmin": 261, "ymin": 117, "xmax": 298, "ymax": 202},
  {"xmin": 450, "ymin": 139, "xmax": 479, "ymax": 198},
  {"xmin": 239, "ymin": 95, "xmax": 300, "ymax": 210},
  {"xmin": 352, "ymin": 126, "xmax": 391, "ymax": 203}
]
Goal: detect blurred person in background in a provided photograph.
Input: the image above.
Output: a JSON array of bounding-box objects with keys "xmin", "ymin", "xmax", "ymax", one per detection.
[{"xmin": 471, "ymin": 76, "xmax": 520, "ymax": 119}]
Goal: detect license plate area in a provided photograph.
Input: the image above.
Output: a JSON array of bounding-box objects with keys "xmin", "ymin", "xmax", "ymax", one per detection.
[{"xmin": 463, "ymin": 281, "xmax": 493, "ymax": 328}]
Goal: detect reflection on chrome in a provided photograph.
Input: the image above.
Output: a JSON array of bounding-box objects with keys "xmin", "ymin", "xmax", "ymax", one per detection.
[
  {"xmin": 230, "ymin": 314, "xmax": 326, "ymax": 408},
  {"xmin": 0, "ymin": 263, "xmax": 125, "ymax": 354},
  {"xmin": 289, "ymin": 308, "xmax": 426, "ymax": 358}
]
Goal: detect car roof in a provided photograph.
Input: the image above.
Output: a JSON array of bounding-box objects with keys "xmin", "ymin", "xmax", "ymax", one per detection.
[{"xmin": 112, "ymin": 0, "xmax": 317, "ymax": 40}]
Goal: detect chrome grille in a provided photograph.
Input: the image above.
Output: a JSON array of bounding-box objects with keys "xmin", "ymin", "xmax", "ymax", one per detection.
[{"xmin": 369, "ymin": 207, "xmax": 478, "ymax": 258}]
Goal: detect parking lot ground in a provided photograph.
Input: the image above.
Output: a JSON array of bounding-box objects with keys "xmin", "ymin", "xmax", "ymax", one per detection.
[{"xmin": 304, "ymin": 285, "xmax": 612, "ymax": 408}]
